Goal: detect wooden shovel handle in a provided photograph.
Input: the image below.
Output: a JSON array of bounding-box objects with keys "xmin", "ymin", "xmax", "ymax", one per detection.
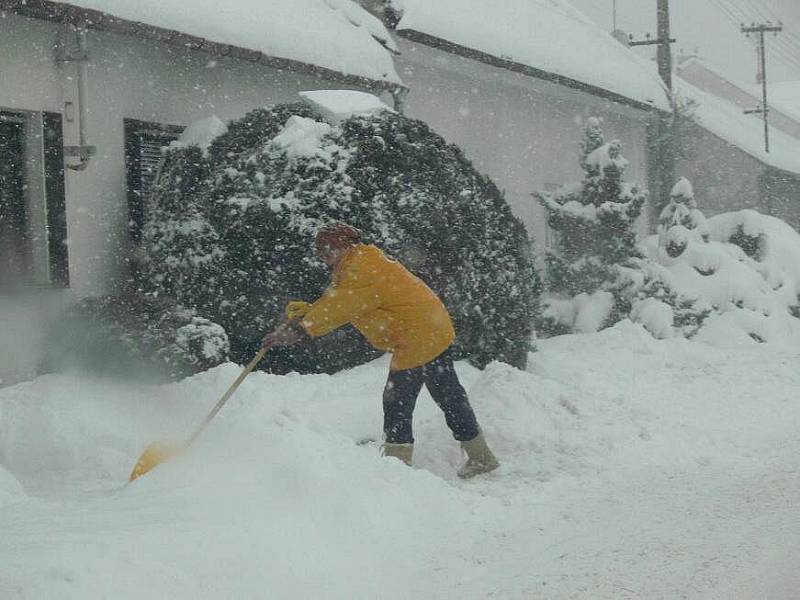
[{"xmin": 187, "ymin": 344, "xmax": 270, "ymax": 445}]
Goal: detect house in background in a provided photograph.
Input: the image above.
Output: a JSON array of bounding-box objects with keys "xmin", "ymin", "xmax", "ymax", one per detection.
[
  {"xmin": 761, "ymin": 81, "xmax": 800, "ymax": 136},
  {"xmin": 0, "ymin": 0, "xmax": 401, "ymax": 385},
  {"xmin": 677, "ymin": 57, "xmax": 800, "ymax": 141},
  {"xmin": 673, "ymin": 76, "xmax": 800, "ymax": 230},
  {"xmin": 0, "ymin": 0, "xmax": 401, "ymax": 297},
  {"xmin": 361, "ymin": 0, "xmax": 671, "ymax": 252}
]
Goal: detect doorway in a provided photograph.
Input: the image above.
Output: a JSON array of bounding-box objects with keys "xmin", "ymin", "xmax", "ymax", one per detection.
[{"xmin": 0, "ymin": 114, "xmax": 28, "ymax": 286}]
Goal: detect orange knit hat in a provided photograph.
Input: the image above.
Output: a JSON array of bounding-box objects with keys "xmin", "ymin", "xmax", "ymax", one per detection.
[{"xmin": 314, "ymin": 222, "xmax": 362, "ymax": 255}]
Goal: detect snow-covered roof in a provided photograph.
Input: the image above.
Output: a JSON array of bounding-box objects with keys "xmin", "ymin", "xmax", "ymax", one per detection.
[
  {"xmin": 679, "ymin": 58, "xmax": 800, "ymax": 129},
  {"xmin": 395, "ymin": 0, "xmax": 670, "ymax": 111},
  {"xmin": 755, "ymin": 81, "xmax": 800, "ymax": 125},
  {"xmin": 27, "ymin": 0, "xmax": 402, "ymax": 87},
  {"xmin": 676, "ymin": 56, "xmax": 751, "ymax": 88},
  {"xmin": 675, "ymin": 77, "xmax": 800, "ymax": 175}
]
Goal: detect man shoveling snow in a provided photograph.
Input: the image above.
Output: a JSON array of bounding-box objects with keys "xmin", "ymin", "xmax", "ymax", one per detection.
[{"xmin": 262, "ymin": 222, "xmax": 499, "ymax": 478}]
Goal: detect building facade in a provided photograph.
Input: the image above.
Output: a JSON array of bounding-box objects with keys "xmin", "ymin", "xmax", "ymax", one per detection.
[
  {"xmin": 0, "ymin": 0, "xmax": 399, "ymax": 384},
  {"xmin": 395, "ymin": 33, "xmax": 663, "ymax": 253}
]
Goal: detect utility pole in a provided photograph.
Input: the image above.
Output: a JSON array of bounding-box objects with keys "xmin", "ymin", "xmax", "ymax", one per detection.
[
  {"xmin": 629, "ymin": 0, "xmax": 676, "ymax": 223},
  {"xmin": 628, "ymin": 0, "xmax": 675, "ymax": 90},
  {"xmin": 741, "ymin": 22, "xmax": 783, "ymax": 153},
  {"xmin": 656, "ymin": 0, "xmax": 672, "ymax": 90},
  {"xmin": 612, "ymin": 0, "xmax": 617, "ymax": 32}
]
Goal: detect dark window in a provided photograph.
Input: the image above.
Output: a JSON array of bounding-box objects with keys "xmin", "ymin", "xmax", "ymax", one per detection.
[
  {"xmin": 43, "ymin": 112, "xmax": 69, "ymax": 287},
  {"xmin": 124, "ymin": 119, "xmax": 183, "ymax": 243},
  {"xmin": 0, "ymin": 112, "xmax": 28, "ymax": 286}
]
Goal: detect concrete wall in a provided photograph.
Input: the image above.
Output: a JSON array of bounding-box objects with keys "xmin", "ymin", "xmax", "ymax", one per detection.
[
  {"xmin": 0, "ymin": 12, "xmax": 372, "ymax": 299},
  {"xmin": 395, "ymin": 37, "xmax": 656, "ymax": 254}
]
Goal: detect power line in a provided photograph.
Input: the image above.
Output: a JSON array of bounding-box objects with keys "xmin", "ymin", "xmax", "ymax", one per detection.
[
  {"xmin": 746, "ymin": 0, "xmax": 800, "ymax": 30},
  {"xmin": 709, "ymin": 0, "xmax": 745, "ymax": 26},
  {"xmin": 768, "ymin": 38, "xmax": 800, "ymax": 73},
  {"xmin": 738, "ymin": 0, "xmax": 773, "ymax": 22},
  {"xmin": 727, "ymin": 0, "xmax": 800, "ymax": 59},
  {"xmin": 732, "ymin": 0, "xmax": 800, "ymax": 54},
  {"xmin": 710, "ymin": 0, "xmax": 800, "ymax": 75}
]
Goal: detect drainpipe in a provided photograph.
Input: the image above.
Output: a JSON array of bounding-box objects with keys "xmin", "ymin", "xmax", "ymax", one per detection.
[{"xmin": 56, "ymin": 25, "xmax": 96, "ymax": 171}]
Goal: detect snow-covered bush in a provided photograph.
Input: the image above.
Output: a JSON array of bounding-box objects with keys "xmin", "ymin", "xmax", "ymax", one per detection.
[
  {"xmin": 46, "ymin": 296, "xmax": 230, "ymax": 380},
  {"xmin": 139, "ymin": 97, "xmax": 540, "ymax": 371},
  {"xmin": 535, "ymin": 117, "xmax": 646, "ymax": 334},
  {"xmin": 641, "ymin": 206, "xmax": 800, "ymax": 344},
  {"xmin": 657, "ymin": 177, "xmax": 709, "ymax": 258}
]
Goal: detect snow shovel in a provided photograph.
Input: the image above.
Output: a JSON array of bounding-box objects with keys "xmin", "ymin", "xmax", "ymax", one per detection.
[{"xmin": 128, "ymin": 344, "xmax": 271, "ymax": 481}]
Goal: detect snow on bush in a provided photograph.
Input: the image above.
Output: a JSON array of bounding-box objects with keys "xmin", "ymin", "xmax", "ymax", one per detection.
[
  {"xmin": 170, "ymin": 115, "xmax": 228, "ymax": 154},
  {"xmin": 139, "ymin": 95, "xmax": 540, "ymax": 372},
  {"xmin": 173, "ymin": 318, "xmax": 230, "ymax": 366},
  {"xmin": 641, "ymin": 201, "xmax": 800, "ymax": 345},
  {"xmin": 657, "ymin": 177, "xmax": 709, "ymax": 257}
]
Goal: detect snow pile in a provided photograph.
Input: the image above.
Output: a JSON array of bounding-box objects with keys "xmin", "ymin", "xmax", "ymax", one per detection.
[
  {"xmin": 299, "ymin": 89, "xmax": 395, "ymax": 124},
  {"xmin": 543, "ymin": 290, "xmax": 614, "ymax": 334},
  {"xmin": 170, "ymin": 115, "xmax": 228, "ymax": 154},
  {"xmin": 640, "ymin": 208, "xmax": 800, "ymax": 345},
  {"xmin": 173, "ymin": 317, "xmax": 229, "ymax": 364},
  {"xmin": 62, "ymin": 0, "xmax": 400, "ymax": 84},
  {"xmin": 3, "ymin": 324, "xmax": 800, "ymax": 597},
  {"xmin": 271, "ymin": 115, "xmax": 335, "ymax": 159},
  {"xmin": 397, "ymin": 0, "xmax": 669, "ymax": 110}
]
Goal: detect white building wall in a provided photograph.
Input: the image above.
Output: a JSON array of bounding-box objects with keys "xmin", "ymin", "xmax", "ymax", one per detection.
[
  {"xmin": 0, "ymin": 12, "xmax": 378, "ymax": 386},
  {"xmin": 396, "ymin": 37, "xmax": 655, "ymax": 253},
  {"xmin": 0, "ymin": 12, "xmax": 372, "ymax": 298}
]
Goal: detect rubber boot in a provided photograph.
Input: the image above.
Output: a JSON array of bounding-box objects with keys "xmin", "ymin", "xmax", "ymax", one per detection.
[
  {"xmin": 458, "ymin": 432, "xmax": 499, "ymax": 479},
  {"xmin": 382, "ymin": 442, "xmax": 413, "ymax": 466}
]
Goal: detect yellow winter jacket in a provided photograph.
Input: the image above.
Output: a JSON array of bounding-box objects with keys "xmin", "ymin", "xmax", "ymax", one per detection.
[{"xmin": 300, "ymin": 244, "xmax": 455, "ymax": 371}]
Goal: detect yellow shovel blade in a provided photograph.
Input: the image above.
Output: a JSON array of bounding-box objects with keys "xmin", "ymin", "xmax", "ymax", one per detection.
[{"xmin": 129, "ymin": 441, "xmax": 184, "ymax": 481}]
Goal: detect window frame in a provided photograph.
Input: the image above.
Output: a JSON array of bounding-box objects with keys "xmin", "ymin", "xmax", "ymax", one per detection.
[{"xmin": 123, "ymin": 118, "xmax": 184, "ymax": 244}]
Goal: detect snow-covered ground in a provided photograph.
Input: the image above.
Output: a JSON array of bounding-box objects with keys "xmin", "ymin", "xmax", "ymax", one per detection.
[{"xmin": 2, "ymin": 321, "xmax": 800, "ymax": 599}]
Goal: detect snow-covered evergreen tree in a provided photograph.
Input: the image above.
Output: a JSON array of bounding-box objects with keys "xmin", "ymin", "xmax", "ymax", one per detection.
[
  {"xmin": 535, "ymin": 117, "xmax": 646, "ymax": 333},
  {"xmin": 657, "ymin": 177, "xmax": 709, "ymax": 257},
  {"xmin": 139, "ymin": 103, "xmax": 540, "ymax": 372}
]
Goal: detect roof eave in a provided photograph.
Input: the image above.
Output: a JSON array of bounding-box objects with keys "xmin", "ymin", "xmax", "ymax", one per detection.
[
  {"xmin": 397, "ymin": 28, "xmax": 669, "ymax": 114},
  {"xmin": 2, "ymin": 0, "xmax": 405, "ymax": 93}
]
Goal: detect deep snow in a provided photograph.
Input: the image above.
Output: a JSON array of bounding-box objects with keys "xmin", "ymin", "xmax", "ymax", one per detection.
[{"xmin": 2, "ymin": 321, "xmax": 800, "ymax": 599}]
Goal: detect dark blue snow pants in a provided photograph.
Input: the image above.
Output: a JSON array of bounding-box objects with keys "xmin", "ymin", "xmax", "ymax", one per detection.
[{"xmin": 383, "ymin": 348, "xmax": 480, "ymax": 444}]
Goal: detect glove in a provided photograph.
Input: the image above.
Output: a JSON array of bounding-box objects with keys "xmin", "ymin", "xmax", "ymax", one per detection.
[
  {"xmin": 285, "ymin": 300, "xmax": 312, "ymax": 321},
  {"xmin": 262, "ymin": 320, "xmax": 308, "ymax": 348}
]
